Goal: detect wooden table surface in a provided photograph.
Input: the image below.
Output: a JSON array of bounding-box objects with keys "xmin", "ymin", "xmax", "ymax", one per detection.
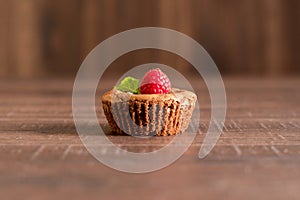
[{"xmin": 0, "ymin": 77, "xmax": 299, "ymax": 200}]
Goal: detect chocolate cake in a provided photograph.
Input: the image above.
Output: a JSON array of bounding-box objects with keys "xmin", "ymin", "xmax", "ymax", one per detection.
[{"xmin": 102, "ymin": 88, "xmax": 197, "ymax": 136}]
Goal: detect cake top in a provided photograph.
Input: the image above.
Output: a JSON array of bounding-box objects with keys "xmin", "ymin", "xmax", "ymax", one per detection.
[
  {"xmin": 102, "ymin": 88, "xmax": 197, "ymax": 104},
  {"xmin": 103, "ymin": 68, "xmax": 197, "ymax": 104}
]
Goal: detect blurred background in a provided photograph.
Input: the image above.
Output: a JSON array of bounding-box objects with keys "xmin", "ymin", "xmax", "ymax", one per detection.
[{"xmin": 0, "ymin": 0, "xmax": 299, "ymax": 79}]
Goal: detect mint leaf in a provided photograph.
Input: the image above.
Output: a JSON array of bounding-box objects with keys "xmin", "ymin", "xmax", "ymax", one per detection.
[{"xmin": 115, "ymin": 76, "xmax": 140, "ymax": 94}]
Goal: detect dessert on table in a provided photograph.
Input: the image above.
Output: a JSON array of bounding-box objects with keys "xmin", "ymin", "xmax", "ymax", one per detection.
[{"xmin": 102, "ymin": 68, "xmax": 197, "ymax": 136}]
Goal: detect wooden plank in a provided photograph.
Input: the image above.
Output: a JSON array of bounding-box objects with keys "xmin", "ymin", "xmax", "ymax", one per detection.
[
  {"xmin": 9, "ymin": 0, "xmax": 42, "ymax": 78},
  {"xmin": 0, "ymin": 0, "xmax": 9, "ymax": 77},
  {"xmin": 0, "ymin": 78, "xmax": 300, "ymax": 199}
]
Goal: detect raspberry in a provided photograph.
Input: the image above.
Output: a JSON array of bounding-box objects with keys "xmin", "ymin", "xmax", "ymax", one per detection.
[{"xmin": 140, "ymin": 68, "xmax": 171, "ymax": 94}]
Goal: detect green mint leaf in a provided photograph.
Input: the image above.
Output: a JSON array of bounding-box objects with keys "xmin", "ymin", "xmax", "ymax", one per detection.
[{"xmin": 115, "ymin": 76, "xmax": 140, "ymax": 94}]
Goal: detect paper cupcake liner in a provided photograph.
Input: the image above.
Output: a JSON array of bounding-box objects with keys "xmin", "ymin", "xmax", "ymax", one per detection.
[{"xmin": 102, "ymin": 98, "xmax": 195, "ymax": 136}]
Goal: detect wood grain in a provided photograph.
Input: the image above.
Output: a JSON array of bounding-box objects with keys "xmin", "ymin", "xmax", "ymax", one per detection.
[
  {"xmin": 0, "ymin": 77, "xmax": 299, "ymax": 199},
  {"xmin": 0, "ymin": 1, "xmax": 300, "ymax": 78}
]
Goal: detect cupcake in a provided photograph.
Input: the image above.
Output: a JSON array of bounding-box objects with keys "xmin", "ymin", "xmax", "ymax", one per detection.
[{"xmin": 102, "ymin": 68, "xmax": 197, "ymax": 136}]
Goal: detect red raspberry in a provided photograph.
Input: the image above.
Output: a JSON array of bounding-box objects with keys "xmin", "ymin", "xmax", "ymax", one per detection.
[{"xmin": 140, "ymin": 68, "xmax": 171, "ymax": 94}]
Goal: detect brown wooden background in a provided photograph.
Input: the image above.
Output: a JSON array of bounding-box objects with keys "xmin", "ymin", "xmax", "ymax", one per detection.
[
  {"xmin": 1, "ymin": 1, "xmax": 300, "ymax": 199},
  {"xmin": 0, "ymin": 0, "xmax": 300, "ymax": 78}
]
